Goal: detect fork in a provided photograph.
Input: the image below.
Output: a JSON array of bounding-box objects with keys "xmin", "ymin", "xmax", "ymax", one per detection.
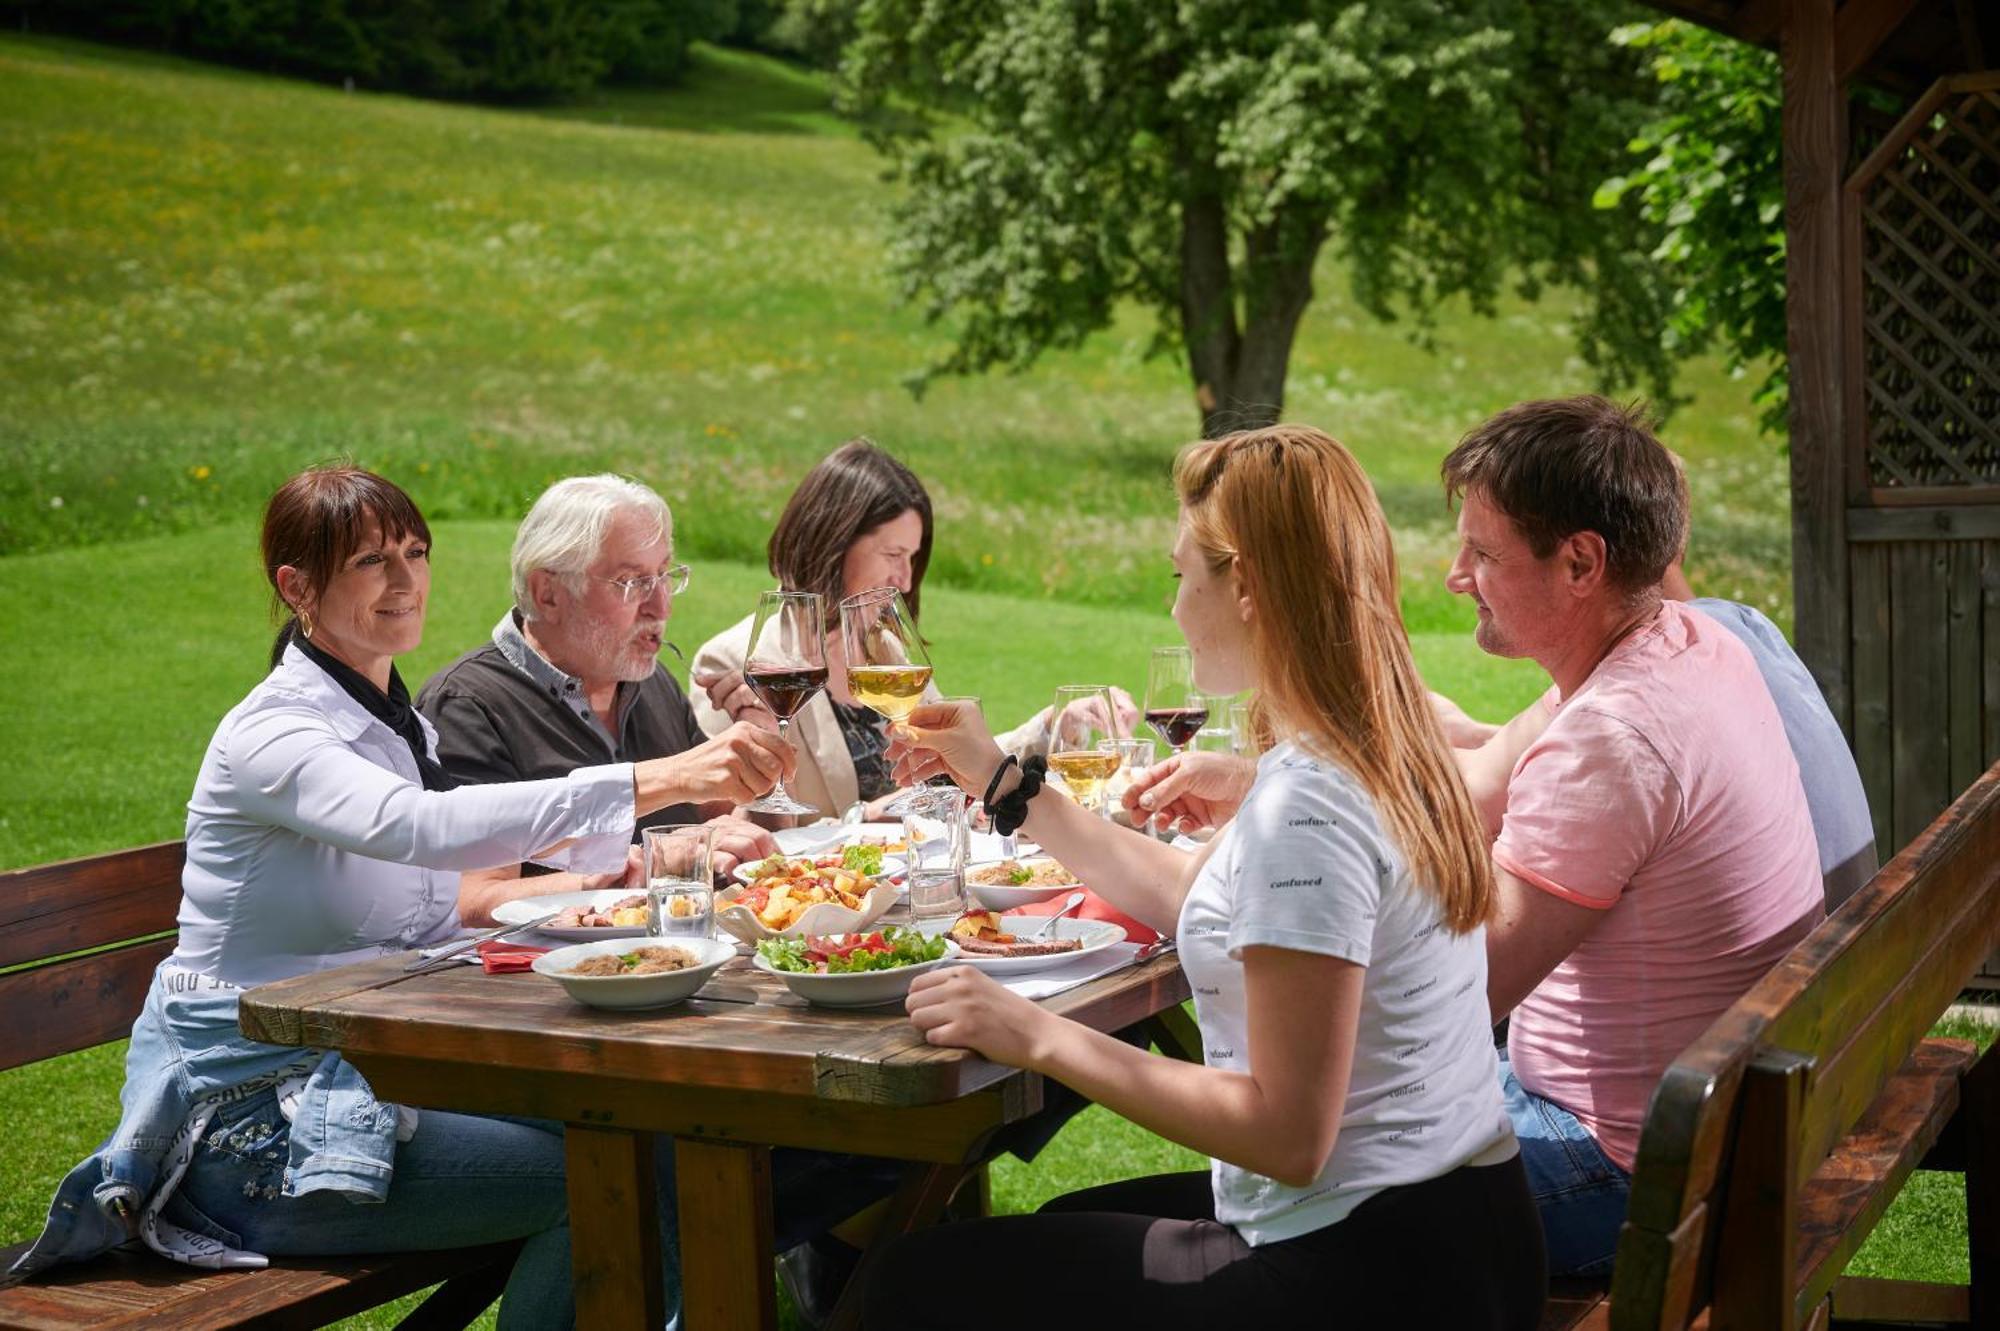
[{"xmin": 1026, "ymin": 892, "xmax": 1087, "ymax": 940}]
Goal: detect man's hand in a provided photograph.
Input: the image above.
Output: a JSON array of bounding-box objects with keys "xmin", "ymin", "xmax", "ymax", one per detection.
[
  {"xmin": 1429, "ymin": 690, "xmax": 1497, "ymax": 748},
  {"xmin": 689, "ymin": 814, "xmax": 780, "ymax": 879},
  {"xmin": 641, "ymin": 722, "xmax": 797, "ymax": 807},
  {"xmin": 1122, "ymin": 751, "xmax": 1255, "ymax": 835},
  {"xmin": 693, "ymin": 667, "xmax": 778, "ymax": 732}
]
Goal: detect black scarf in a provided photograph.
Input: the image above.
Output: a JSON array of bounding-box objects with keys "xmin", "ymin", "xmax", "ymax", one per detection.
[{"xmin": 293, "ymin": 633, "xmax": 459, "ymax": 792}]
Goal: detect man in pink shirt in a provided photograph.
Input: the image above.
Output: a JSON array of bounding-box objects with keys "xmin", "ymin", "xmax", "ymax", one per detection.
[{"xmin": 1442, "ymin": 396, "xmax": 1823, "ymax": 1277}]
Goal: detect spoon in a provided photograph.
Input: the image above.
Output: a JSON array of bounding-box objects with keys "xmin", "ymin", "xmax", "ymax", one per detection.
[{"xmin": 1027, "ymin": 892, "xmax": 1087, "ymax": 941}]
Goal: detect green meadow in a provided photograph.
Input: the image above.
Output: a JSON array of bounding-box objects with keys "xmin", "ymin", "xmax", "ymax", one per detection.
[{"xmin": 0, "ymin": 29, "xmax": 1953, "ymax": 1327}]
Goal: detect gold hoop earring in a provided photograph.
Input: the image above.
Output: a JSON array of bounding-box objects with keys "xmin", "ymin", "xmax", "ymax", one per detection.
[{"xmin": 298, "ymin": 609, "xmax": 314, "ymax": 640}]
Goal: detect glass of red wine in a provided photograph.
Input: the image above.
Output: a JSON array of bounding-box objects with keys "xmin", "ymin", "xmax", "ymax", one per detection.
[
  {"xmin": 1143, "ymin": 645, "xmax": 1209, "ymax": 756},
  {"xmin": 742, "ymin": 589, "xmax": 827, "ymax": 816}
]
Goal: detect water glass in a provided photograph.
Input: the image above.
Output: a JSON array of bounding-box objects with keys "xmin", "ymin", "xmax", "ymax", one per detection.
[
  {"xmin": 907, "ymin": 865, "xmax": 967, "ymax": 933},
  {"xmin": 643, "ymin": 825, "xmax": 714, "ymax": 940},
  {"xmin": 1098, "ymin": 736, "xmax": 1155, "ymax": 827}
]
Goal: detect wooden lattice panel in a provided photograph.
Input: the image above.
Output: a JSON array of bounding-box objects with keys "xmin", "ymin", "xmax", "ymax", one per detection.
[{"xmin": 1854, "ymin": 79, "xmax": 2000, "ymax": 492}]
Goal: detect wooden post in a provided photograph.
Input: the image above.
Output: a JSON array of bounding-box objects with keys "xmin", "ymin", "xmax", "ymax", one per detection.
[
  {"xmin": 1781, "ymin": 0, "xmax": 1853, "ymax": 735},
  {"xmin": 675, "ymin": 1137, "xmax": 776, "ymax": 1331},
  {"xmin": 1714, "ymin": 1049, "xmax": 1811, "ymax": 1331},
  {"xmin": 565, "ymin": 1125, "xmax": 665, "ymax": 1331}
]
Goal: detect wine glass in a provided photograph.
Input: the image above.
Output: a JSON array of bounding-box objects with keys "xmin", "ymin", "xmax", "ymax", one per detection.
[
  {"xmin": 1046, "ymin": 684, "xmax": 1125, "ymax": 817},
  {"xmin": 1143, "ymin": 646, "xmax": 1209, "ymax": 758},
  {"xmin": 839, "ymin": 586, "xmax": 936, "ymax": 817},
  {"xmin": 742, "ymin": 590, "xmax": 827, "ymax": 816}
]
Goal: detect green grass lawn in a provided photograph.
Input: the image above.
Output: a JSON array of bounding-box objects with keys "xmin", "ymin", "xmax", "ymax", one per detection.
[{"xmin": 0, "ymin": 26, "xmax": 1949, "ymax": 1330}]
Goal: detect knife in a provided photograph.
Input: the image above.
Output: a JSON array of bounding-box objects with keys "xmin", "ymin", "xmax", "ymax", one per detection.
[{"xmin": 404, "ymin": 911, "xmax": 562, "ymax": 972}]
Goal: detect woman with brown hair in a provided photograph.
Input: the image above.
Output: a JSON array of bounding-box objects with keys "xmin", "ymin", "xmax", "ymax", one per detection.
[
  {"xmin": 11, "ymin": 465, "xmax": 794, "ymax": 1326},
  {"xmin": 862, "ymin": 426, "xmax": 1546, "ymax": 1329},
  {"xmin": 691, "ymin": 437, "xmax": 1101, "ymax": 818}
]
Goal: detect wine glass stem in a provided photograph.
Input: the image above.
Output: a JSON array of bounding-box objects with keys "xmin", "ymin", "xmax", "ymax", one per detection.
[{"xmin": 769, "ymin": 716, "xmax": 795, "ymax": 803}]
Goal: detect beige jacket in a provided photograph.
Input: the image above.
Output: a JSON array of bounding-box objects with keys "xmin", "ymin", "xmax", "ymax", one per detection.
[{"xmin": 690, "ymin": 612, "xmax": 1045, "ymax": 820}]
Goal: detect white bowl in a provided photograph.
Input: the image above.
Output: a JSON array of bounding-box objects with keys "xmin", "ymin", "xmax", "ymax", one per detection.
[
  {"xmin": 751, "ymin": 938, "xmax": 959, "ymax": 1008},
  {"xmin": 714, "ymin": 880, "xmax": 902, "ymax": 943},
  {"xmin": 963, "ymin": 858, "xmax": 1082, "ymax": 911},
  {"xmin": 531, "ymin": 936, "xmax": 736, "ymax": 1011}
]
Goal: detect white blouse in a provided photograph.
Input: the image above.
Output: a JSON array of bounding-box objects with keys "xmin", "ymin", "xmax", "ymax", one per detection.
[{"xmin": 171, "ymin": 645, "xmax": 636, "ymax": 988}]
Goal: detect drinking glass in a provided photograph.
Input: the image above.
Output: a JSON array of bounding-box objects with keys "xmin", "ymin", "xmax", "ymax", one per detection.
[
  {"xmin": 906, "ymin": 865, "xmax": 967, "ymax": 934},
  {"xmin": 1229, "ymin": 700, "xmax": 1258, "ymax": 757},
  {"xmin": 643, "ymin": 825, "xmax": 714, "ymax": 940},
  {"xmin": 1099, "ymin": 736, "xmax": 1155, "ymax": 831},
  {"xmin": 839, "ymin": 586, "xmax": 936, "ymax": 817},
  {"xmin": 742, "ymin": 590, "xmax": 827, "ymax": 816},
  {"xmin": 1046, "ymin": 684, "xmax": 1125, "ymax": 816},
  {"xmin": 1143, "ymin": 646, "xmax": 1210, "ymax": 757},
  {"xmin": 902, "ymin": 786, "xmax": 969, "ymax": 876}
]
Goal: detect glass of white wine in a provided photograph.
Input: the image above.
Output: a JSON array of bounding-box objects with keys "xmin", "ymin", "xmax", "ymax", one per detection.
[
  {"xmin": 1045, "ymin": 684, "xmax": 1125, "ymax": 818},
  {"xmin": 741, "ymin": 589, "xmax": 828, "ymax": 816},
  {"xmin": 839, "ymin": 586, "xmax": 936, "ymax": 817}
]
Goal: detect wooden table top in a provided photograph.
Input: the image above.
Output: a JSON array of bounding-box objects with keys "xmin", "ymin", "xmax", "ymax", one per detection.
[{"xmin": 238, "ymin": 947, "xmax": 1188, "ymax": 1110}]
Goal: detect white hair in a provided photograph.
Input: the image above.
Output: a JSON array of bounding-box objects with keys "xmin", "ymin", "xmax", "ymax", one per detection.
[{"xmin": 511, "ymin": 475, "xmax": 673, "ymax": 621}]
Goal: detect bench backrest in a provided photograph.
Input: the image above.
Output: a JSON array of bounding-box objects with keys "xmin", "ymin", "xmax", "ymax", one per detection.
[
  {"xmin": 0, "ymin": 842, "xmax": 186, "ymax": 1072},
  {"xmin": 1610, "ymin": 758, "xmax": 2000, "ymax": 1331}
]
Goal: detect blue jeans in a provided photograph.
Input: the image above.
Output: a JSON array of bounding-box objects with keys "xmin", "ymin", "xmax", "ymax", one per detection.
[
  {"xmin": 162, "ymin": 1087, "xmax": 900, "ymax": 1329},
  {"xmin": 1497, "ymin": 1055, "xmax": 1631, "ymax": 1278}
]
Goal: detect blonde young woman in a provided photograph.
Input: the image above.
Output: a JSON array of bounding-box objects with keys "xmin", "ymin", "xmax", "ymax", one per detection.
[{"xmin": 865, "ymin": 426, "xmax": 1546, "ymax": 1329}]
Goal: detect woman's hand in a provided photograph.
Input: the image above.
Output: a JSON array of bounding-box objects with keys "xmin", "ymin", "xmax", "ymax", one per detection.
[
  {"xmin": 905, "ymin": 965, "xmax": 1057, "ymax": 1067},
  {"xmin": 884, "ymin": 700, "xmax": 1006, "ymax": 793},
  {"xmin": 693, "ymin": 668, "xmax": 778, "ymax": 731},
  {"xmin": 1123, "ymin": 751, "xmax": 1256, "ymax": 834}
]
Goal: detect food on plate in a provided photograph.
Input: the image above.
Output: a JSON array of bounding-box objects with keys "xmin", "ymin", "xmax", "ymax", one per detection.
[
  {"xmin": 966, "ymin": 858, "xmax": 1079, "ymax": 889},
  {"xmin": 756, "ymin": 926, "xmax": 949, "ymax": 974},
  {"xmin": 565, "ymin": 945, "xmax": 699, "ymax": 976},
  {"xmin": 837, "ymin": 843, "xmax": 886, "ymax": 876},
  {"xmin": 733, "ymin": 855, "xmax": 878, "ymax": 930},
  {"xmin": 949, "ymin": 909, "xmax": 1083, "ymax": 957},
  {"xmin": 550, "ymin": 893, "xmax": 651, "ymax": 930}
]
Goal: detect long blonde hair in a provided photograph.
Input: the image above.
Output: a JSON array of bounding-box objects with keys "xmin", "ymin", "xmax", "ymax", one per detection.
[{"xmin": 1174, "ymin": 425, "xmax": 1494, "ymax": 932}]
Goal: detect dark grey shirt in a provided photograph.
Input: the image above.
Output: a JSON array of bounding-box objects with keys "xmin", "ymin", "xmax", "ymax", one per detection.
[
  {"xmin": 1691, "ymin": 598, "xmax": 1878, "ymax": 910},
  {"xmin": 416, "ymin": 613, "xmax": 707, "ymax": 857}
]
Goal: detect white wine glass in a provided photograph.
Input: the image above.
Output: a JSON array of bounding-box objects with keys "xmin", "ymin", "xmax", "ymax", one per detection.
[
  {"xmin": 1046, "ymin": 684, "xmax": 1125, "ymax": 818},
  {"xmin": 742, "ymin": 589, "xmax": 827, "ymax": 816},
  {"xmin": 839, "ymin": 586, "xmax": 936, "ymax": 817}
]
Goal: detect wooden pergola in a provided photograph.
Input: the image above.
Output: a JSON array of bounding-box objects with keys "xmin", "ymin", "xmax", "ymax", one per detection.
[{"xmin": 1644, "ymin": 0, "xmax": 1999, "ymax": 858}]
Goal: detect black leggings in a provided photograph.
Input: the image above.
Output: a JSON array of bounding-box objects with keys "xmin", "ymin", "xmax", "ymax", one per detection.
[{"xmin": 861, "ymin": 1157, "xmax": 1546, "ymax": 1330}]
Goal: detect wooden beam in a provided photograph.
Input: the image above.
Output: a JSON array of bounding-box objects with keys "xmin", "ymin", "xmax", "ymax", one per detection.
[
  {"xmin": 1836, "ymin": 0, "xmax": 1925, "ymax": 84},
  {"xmin": 1849, "ymin": 505, "xmax": 2000, "ymax": 542},
  {"xmin": 1782, "ymin": 0, "xmax": 1854, "ymax": 736}
]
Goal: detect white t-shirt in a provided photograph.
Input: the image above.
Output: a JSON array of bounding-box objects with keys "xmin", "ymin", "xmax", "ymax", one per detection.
[{"xmin": 1177, "ymin": 741, "xmax": 1516, "ymax": 1246}]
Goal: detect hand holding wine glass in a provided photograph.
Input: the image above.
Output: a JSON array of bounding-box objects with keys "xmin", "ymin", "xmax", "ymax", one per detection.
[
  {"xmin": 741, "ymin": 589, "xmax": 828, "ymax": 816},
  {"xmin": 839, "ymin": 586, "xmax": 938, "ymax": 817}
]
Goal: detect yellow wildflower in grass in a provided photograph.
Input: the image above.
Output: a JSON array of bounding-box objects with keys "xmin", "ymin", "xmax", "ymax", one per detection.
[{"xmin": 189, "ymin": 465, "xmax": 212, "ymax": 481}]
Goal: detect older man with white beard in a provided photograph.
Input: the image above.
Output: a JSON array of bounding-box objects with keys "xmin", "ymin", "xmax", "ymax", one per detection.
[{"xmin": 417, "ymin": 473, "xmax": 787, "ymax": 924}]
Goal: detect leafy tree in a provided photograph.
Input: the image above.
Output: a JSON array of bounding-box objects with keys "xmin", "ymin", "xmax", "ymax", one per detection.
[
  {"xmin": 842, "ymin": 0, "xmax": 1681, "ymax": 437},
  {"xmin": 1597, "ymin": 20, "xmax": 1788, "ymax": 433}
]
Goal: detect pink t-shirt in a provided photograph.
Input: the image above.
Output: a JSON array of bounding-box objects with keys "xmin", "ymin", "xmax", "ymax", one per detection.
[{"xmin": 1496, "ymin": 600, "xmax": 1823, "ymax": 1171}]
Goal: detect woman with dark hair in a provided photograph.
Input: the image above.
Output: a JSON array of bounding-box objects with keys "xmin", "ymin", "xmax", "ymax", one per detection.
[
  {"xmin": 10, "ymin": 465, "xmax": 794, "ymax": 1326},
  {"xmin": 692, "ymin": 437, "xmax": 1119, "ymax": 818}
]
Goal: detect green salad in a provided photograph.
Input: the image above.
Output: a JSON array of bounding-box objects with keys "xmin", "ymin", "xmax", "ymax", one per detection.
[
  {"xmin": 757, "ymin": 926, "xmax": 948, "ymax": 974},
  {"xmin": 839, "ymin": 843, "xmax": 885, "ymax": 875}
]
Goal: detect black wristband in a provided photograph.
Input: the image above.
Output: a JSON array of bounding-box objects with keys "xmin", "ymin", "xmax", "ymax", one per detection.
[
  {"xmin": 989, "ymin": 755, "xmax": 1047, "ymax": 837},
  {"xmin": 981, "ymin": 754, "xmax": 1020, "ymax": 808}
]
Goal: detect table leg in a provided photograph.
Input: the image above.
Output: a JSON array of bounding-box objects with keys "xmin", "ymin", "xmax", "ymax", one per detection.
[
  {"xmin": 676, "ymin": 1137, "xmax": 777, "ymax": 1331},
  {"xmin": 823, "ymin": 1162, "xmax": 971, "ymax": 1331},
  {"xmin": 565, "ymin": 1124, "xmax": 664, "ymax": 1331}
]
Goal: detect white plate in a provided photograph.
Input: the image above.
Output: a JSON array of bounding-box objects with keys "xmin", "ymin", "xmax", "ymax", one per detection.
[
  {"xmin": 951, "ymin": 916, "xmax": 1127, "ymax": 974},
  {"xmin": 492, "ymin": 889, "xmax": 653, "ymax": 942},
  {"xmin": 731, "ymin": 854, "xmax": 906, "ymax": 886},
  {"xmin": 531, "ymin": 936, "xmax": 735, "ymax": 1010},
  {"xmin": 750, "ymin": 937, "xmax": 959, "ymax": 1007},
  {"xmin": 714, "ymin": 880, "xmax": 901, "ymax": 943},
  {"xmin": 962, "ymin": 858, "xmax": 1082, "ymax": 911},
  {"xmin": 772, "ymin": 822, "xmax": 910, "ymax": 856}
]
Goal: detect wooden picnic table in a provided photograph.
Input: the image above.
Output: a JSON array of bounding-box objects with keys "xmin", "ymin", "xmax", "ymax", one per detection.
[{"xmin": 237, "ymin": 942, "xmax": 1192, "ymax": 1330}]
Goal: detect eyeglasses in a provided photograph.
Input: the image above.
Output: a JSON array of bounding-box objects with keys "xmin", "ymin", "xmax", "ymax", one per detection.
[{"xmin": 594, "ymin": 564, "xmax": 691, "ymax": 603}]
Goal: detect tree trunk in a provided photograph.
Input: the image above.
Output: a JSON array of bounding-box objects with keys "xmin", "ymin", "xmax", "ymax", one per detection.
[
  {"xmin": 1177, "ymin": 176, "xmax": 1241, "ymax": 440},
  {"xmin": 1230, "ymin": 205, "xmax": 1328, "ymax": 434}
]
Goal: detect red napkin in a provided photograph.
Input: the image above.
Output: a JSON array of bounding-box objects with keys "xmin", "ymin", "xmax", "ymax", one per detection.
[
  {"xmin": 477, "ymin": 939, "xmax": 550, "ymax": 974},
  {"xmin": 1009, "ymin": 890, "xmax": 1160, "ymax": 946}
]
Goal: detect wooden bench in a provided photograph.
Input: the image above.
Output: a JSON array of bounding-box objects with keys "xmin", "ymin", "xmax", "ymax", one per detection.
[
  {"xmin": 0, "ymin": 841, "xmax": 521, "ymax": 1329},
  {"xmin": 1540, "ymin": 757, "xmax": 2000, "ymax": 1330}
]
